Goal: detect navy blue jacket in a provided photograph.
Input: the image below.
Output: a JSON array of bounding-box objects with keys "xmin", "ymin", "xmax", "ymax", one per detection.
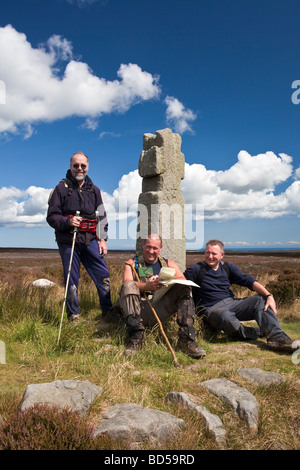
[
  {"xmin": 184, "ymin": 261, "xmax": 256, "ymax": 308},
  {"xmin": 47, "ymin": 170, "xmax": 108, "ymax": 245}
]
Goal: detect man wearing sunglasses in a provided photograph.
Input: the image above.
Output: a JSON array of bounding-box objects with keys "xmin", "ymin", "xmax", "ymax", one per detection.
[{"xmin": 47, "ymin": 151, "xmax": 113, "ymax": 323}]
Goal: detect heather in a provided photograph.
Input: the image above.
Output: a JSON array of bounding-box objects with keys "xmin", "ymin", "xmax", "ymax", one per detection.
[{"xmin": 0, "ymin": 248, "xmax": 299, "ymax": 450}]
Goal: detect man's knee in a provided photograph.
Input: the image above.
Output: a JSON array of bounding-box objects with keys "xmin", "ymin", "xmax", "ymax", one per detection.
[
  {"xmin": 120, "ymin": 281, "xmax": 140, "ymax": 297},
  {"xmin": 207, "ymin": 309, "xmax": 234, "ymax": 330},
  {"xmin": 102, "ymin": 277, "xmax": 111, "ymax": 292},
  {"xmin": 240, "ymin": 295, "xmax": 265, "ymax": 313},
  {"xmin": 119, "ymin": 281, "xmax": 141, "ymax": 317}
]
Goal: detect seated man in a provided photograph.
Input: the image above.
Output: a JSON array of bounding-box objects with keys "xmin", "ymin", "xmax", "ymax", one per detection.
[
  {"xmin": 119, "ymin": 234, "xmax": 206, "ymax": 359},
  {"xmin": 184, "ymin": 239, "xmax": 297, "ymax": 352}
]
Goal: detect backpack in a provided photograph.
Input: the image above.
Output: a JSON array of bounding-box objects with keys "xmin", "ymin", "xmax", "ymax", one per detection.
[
  {"xmin": 134, "ymin": 255, "xmax": 168, "ymax": 269},
  {"xmin": 133, "ymin": 255, "xmax": 168, "ymax": 283},
  {"xmin": 48, "ymin": 177, "xmax": 97, "ymax": 202}
]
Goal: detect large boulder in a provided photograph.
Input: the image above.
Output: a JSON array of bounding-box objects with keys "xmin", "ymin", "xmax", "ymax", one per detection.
[
  {"xmin": 20, "ymin": 380, "xmax": 102, "ymax": 416},
  {"xmin": 94, "ymin": 403, "xmax": 184, "ymax": 449}
]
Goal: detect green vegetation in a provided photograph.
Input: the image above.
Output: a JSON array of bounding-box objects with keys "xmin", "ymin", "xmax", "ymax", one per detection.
[
  {"xmin": 0, "ymin": 250, "xmax": 299, "ymax": 450},
  {"xmin": 0, "ymin": 404, "xmax": 98, "ymax": 450}
]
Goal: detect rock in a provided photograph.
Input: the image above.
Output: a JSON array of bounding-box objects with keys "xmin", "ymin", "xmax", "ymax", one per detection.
[
  {"xmin": 136, "ymin": 128, "xmax": 186, "ymax": 271},
  {"xmin": 237, "ymin": 368, "xmax": 285, "ymax": 386},
  {"xmin": 198, "ymin": 378, "xmax": 260, "ymax": 433},
  {"xmin": 32, "ymin": 279, "xmax": 55, "ymax": 288},
  {"xmin": 166, "ymin": 391, "xmax": 226, "ymax": 445},
  {"xmin": 94, "ymin": 403, "xmax": 184, "ymax": 449},
  {"xmin": 20, "ymin": 380, "xmax": 102, "ymax": 416}
]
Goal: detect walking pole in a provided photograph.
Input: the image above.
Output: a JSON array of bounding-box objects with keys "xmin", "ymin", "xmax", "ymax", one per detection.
[
  {"xmin": 125, "ymin": 262, "xmax": 180, "ymax": 367},
  {"xmin": 57, "ymin": 211, "xmax": 80, "ymax": 345}
]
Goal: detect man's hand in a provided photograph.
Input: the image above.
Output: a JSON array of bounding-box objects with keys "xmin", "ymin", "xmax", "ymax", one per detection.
[
  {"xmin": 264, "ymin": 294, "xmax": 277, "ymax": 315},
  {"xmin": 69, "ymin": 215, "xmax": 82, "ymax": 228},
  {"xmin": 147, "ymin": 275, "xmax": 162, "ymax": 291},
  {"xmin": 98, "ymin": 239, "xmax": 108, "ymax": 256}
]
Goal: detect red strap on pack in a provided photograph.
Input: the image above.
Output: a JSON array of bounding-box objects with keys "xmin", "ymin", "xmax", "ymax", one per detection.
[
  {"xmin": 79, "ymin": 218, "xmax": 97, "ymax": 233},
  {"xmin": 65, "ymin": 214, "xmax": 97, "ymax": 233}
]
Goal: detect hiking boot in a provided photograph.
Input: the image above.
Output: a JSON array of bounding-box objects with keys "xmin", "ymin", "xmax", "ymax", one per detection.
[
  {"xmin": 68, "ymin": 314, "xmax": 80, "ymax": 324},
  {"xmin": 124, "ymin": 339, "xmax": 143, "ymax": 357},
  {"xmin": 267, "ymin": 332, "xmax": 295, "ymax": 352},
  {"xmin": 124, "ymin": 314, "xmax": 144, "ymax": 357},
  {"xmin": 176, "ymin": 338, "xmax": 206, "ymax": 359}
]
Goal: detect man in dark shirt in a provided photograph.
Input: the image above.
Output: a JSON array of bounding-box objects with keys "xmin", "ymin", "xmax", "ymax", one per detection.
[
  {"xmin": 184, "ymin": 239, "xmax": 296, "ymax": 352},
  {"xmin": 47, "ymin": 151, "xmax": 112, "ymax": 322},
  {"xmin": 119, "ymin": 233, "xmax": 206, "ymax": 359}
]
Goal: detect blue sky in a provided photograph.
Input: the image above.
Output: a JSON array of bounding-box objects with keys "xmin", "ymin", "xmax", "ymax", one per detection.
[{"xmin": 0, "ymin": 0, "xmax": 300, "ymax": 250}]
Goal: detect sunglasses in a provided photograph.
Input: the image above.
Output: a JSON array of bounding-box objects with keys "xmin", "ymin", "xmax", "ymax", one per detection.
[{"xmin": 72, "ymin": 164, "xmax": 87, "ymax": 169}]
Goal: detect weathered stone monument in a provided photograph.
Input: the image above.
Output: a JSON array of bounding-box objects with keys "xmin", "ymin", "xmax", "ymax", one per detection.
[{"xmin": 136, "ymin": 128, "xmax": 186, "ymax": 271}]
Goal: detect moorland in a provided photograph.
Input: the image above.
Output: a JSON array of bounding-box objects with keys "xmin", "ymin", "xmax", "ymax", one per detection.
[{"xmin": 0, "ymin": 248, "xmax": 299, "ymax": 450}]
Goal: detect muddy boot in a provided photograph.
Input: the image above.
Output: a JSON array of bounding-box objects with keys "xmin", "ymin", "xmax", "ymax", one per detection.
[
  {"xmin": 124, "ymin": 314, "xmax": 145, "ymax": 357},
  {"xmin": 267, "ymin": 332, "xmax": 298, "ymax": 352},
  {"xmin": 124, "ymin": 334, "xmax": 144, "ymax": 356},
  {"xmin": 68, "ymin": 314, "xmax": 80, "ymax": 324},
  {"xmin": 176, "ymin": 338, "xmax": 206, "ymax": 359}
]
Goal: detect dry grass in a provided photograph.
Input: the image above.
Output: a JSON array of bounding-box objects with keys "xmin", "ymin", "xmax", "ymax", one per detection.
[{"xmin": 0, "ymin": 248, "xmax": 299, "ymax": 450}]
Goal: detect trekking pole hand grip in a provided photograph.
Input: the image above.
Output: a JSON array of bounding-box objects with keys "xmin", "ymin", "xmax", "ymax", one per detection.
[{"xmin": 73, "ymin": 210, "xmax": 80, "ymax": 233}]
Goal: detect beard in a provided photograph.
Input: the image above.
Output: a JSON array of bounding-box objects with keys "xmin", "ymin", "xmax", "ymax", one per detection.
[
  {"xmin": 74, "ymin": 174, "xmax": 85, "ymax": 181},
  {"xmin": 71, "ymin": 170, "xmax": 87, "ymax": 182}
]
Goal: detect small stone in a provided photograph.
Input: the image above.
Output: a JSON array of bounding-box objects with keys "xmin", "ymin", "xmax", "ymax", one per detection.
[
  {"xmin": 32, "ymin": 279, "xmax": 55, "ymax": 288},
  {"xmin": 237, "ymin": 368, "xmax": 285, "ymax": 386},
  {"xmin": 166, "ymin": 391, "xmax": 226, "ymax": 445}
]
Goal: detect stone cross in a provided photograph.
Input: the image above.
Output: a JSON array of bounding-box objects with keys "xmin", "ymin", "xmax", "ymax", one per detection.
[{"xmin": 136, "ymin": 128, "xmax": 186, "ymax": 271}]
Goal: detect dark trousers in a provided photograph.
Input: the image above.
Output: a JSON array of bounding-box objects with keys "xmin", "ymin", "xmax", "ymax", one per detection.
[
  {"xmin": 206, "ymin": 296, "xmax": 283, "ymax": 339},
  {"xmin": 58, "ymin": 239, "xmax": 112, "ymax": 318},
  {"xmin": 119, "ymin": 281, "xmax": 196, "ymax": 341}
]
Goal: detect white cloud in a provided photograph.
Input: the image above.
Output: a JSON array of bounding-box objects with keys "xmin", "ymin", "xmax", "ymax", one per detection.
[
  {"xmin": 98, "ymin": 130, "xmax": 121, "ymax": 139},
  {"xmin": 45, "ymin": 34, "xmax": 74, "ymax": 62},
  {"xmin": 0, "ymin": 151, "xmax": 299, "ymax": 229},
  {"xmin": 181, "ymin": 151, "xmax": 297, "ymax": 220},
  {"xmin": 0, "ymin": 186, "xmax": 50, "ymax": 226},
  {"xmin": 215, "ymin": 151, "xmax": 293, "ymax": 193},
  {"xmin": 295, "ymin": 167, "xmax": 300, "ymax": 180},
  {"xmin": 81, "ymin": 118, "xmax": 99, "ymax": 131},
  {"xmin": 0, "ymin": 25, "xmax": 160, "ymax": 137},
  {"xmin": 165, "ymin": 96, "xmax": 197, "ymax": 134},
  {"xmin": 101, "ymin": 170, "xmax": 142, "ymax": 221}
]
